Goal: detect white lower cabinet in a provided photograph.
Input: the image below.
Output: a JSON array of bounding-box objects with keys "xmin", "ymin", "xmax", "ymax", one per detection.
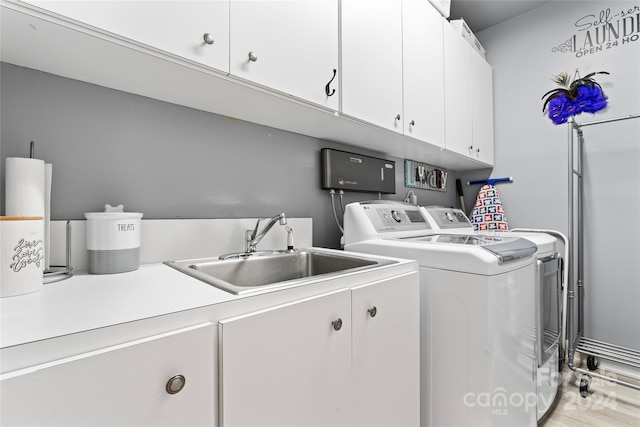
[
  {"xmin": 219, "ymin": 289, "xmax": 353, "ymax": 427},
  {"xmin": 352, "ymin": 274, "xmax": 420, "ymax": 427},
  {"xmin": 0, "ymin": 323, "xmax": 215, "ymax": 427},
  {"xmin": 0, "ymin": 272, "xmax": 419, "ymax": 427},
  {"xmin": 218, "ymin": 272, "xmax": 420, "ymax": 427}
]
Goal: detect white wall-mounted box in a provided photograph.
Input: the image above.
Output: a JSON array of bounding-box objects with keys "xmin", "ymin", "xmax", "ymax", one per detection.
[
  {"xmin": 450, "ymin": 18, "xmax": 487, "ymax": 58},
  {"xmin": 428, "ymin": 0, "xmax": 450, "ymax": 18}
]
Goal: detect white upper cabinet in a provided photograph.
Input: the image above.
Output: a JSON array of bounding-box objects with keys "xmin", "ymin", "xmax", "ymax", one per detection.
[
  {"xmin": 341, "ymin": 0, "xmax": 404, "ymax": 132},
  {"xmin": 4, "ymin": 0, "xmax": 493, "ymax": 169},
  {"xmin": 19, "ymin": 0, "xmax": 231, "ymax": 72},
  {"xmin": 341, "ymin": 0, "xmax": 445, "ymax": 145},
  {"xmin": 471, "ymin": 49, "xmax": 494, "ymax": 165},
  {"xmin": 229, "ymin": 0, "xmax": 339, "ymax": 110},
  {"xmin": 443, "ymin": 20, "xmax": 494, "ymax": 165},
  {"xmin": 443, "ymin": 20, "xmax": 473, "ymax": 158},
  {"xmin": 402, "ymin": 0, "xmax": 445, "ymax": 147}
]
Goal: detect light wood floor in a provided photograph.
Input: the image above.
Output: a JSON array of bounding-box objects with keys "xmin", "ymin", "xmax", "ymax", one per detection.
[{"xmin": 541, "ymin": 365, "xmax": 640, "ymax": 426}]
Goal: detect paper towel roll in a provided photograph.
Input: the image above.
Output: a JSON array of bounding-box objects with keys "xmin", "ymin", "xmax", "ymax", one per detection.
[
  {"xmin": 5, "ymin": 157, "xmax": 45, "ymax": 217},
  {"xmin": 45, "ymin": 163, "xmax": 53, "ymax": 270}
]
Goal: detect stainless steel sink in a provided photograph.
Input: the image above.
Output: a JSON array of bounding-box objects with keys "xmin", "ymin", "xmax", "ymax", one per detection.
[{"xmin": 165, "ymin": 248, "xmax": 395, "ymax": 295}]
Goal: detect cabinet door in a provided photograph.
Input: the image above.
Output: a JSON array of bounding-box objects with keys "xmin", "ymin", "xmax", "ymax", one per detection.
[
  {"xmin": 341, "ymin": 0, "xmax": 403, "ymax": 132},
  {"xmin": 471, "ymin": 50, "xmax": 494, "ymax": 165},
  {"xmin": 20, "ymin": 0, "xmax": 230, "ymax": 72},
  {"xmin": 229, "ymin": 0, "xmax": 339, "ymax": 110},
  {"xmin": 0, "ymin": 323, "xmax": 215, "ymax": 426},
  {"xmin": 443, "ymin": 21, "xmax": 473, "ymax": 157},
  {"xmin": 402, "ymin": 0, "xmax": 445, "ymax": 147},
  {"xmin": 219, "ymin": 289, "xmax": 352, "ymax": 427},
  {"xmin": 352, "ymin": 272, "xmax": 420, "ymax": 427}
]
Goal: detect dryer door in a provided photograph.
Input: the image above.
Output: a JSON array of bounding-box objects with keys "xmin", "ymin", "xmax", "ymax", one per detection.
[{"xmin": 537, "ymin": 255, "xmax": 562, "ymax": 367}]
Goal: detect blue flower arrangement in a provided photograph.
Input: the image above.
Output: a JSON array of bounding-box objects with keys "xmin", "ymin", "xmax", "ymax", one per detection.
[{"xmin": 542, "ymin": 71, "xmax": 609, "ymax": 124}]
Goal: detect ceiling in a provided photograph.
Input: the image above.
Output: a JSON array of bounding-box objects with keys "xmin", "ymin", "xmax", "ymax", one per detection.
[{"xmin": 449, "ymin": 0, "xmax": 553, "ymax": 33}]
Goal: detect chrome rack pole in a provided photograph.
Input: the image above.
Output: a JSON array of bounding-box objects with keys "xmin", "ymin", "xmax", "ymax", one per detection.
[
  {"xmin": 576, "ymin": 122, "xmax": 585, "ymax": 342},
  {"xmin": 578, "ymin": 113, "xmax": 640, "ymax": 127},
  {"xmin": 566, "ymin": 118, "xmax": 576, "ymax": 363}
]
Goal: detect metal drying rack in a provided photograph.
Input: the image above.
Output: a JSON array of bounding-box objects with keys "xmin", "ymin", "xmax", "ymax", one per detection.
[{"xmin": 566, "ymin": 113, "xmax": 640, "ymax": 396}]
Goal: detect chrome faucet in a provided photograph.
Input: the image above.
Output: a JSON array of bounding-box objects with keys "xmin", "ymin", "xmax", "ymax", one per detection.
[{"xmin": 245, "ymin": 213, "xmax": 287, "ymax": 252}]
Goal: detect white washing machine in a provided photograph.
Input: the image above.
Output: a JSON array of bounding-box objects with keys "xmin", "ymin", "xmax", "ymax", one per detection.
[
  {"xmin": 344, "ymin": 201, "xmax": 539, "ymax": 427},
  {"xmin": 421, "ymin": 205, "xmax": 563, "ymax": 421}
]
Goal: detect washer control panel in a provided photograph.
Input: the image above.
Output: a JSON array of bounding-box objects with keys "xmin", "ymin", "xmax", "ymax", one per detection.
[
  {"xmin": 422, "ymin": 206, "xmax": 473, "ymax": 230},
  {"xmin": 362, "ymin": 203, "xmax": 431, "ymax": 232}
]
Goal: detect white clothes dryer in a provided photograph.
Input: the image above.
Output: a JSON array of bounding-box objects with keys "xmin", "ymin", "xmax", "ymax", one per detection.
[
  {"xmin": 420, "ymin": 205, "xmax": 563, "ymax": 421},
  {"xmin": 344, "ymin": 201, "xmax": 539, "ymax": 427}
]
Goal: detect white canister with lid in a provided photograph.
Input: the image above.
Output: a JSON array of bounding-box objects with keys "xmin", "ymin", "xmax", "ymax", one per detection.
[{"xmin": 85, "ymin": 204, "xmax": 143, "ymax": 274}]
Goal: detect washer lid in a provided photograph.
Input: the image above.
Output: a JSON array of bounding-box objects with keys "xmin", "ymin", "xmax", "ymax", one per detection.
[
  {"xmin": 511, "ymin": 232, "xmax": 557, "ymax": 257},
  {"xmin": 484, "ymin": 231, "xmax": 558, "ymax": 258},
  {"xmin": 403, "ymin": 234, "xmax": 537, "ymax": 264}
]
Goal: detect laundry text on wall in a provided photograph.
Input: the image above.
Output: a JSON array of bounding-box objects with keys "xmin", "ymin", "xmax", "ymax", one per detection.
[{"xmin": 552, "ymin": 5, "xmax": 640, "ymax": 57}]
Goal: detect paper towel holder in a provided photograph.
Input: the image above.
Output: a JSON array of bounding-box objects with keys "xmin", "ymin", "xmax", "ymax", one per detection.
[{"xmin": 43, "ymin": 220, "xmax": 73, "ymax": 283}]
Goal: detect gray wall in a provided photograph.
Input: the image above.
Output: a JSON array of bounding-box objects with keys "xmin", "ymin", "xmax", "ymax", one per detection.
[
  {"xmin": 476, "ymin": 0, "xmax": 640, "ymax": 350},
  {"xmin": 1, "ymin": 62, "xmax": 458, "ymax": 250}
]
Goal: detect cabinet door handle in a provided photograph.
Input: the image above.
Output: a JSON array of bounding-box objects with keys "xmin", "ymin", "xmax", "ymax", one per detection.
[
  {"xmin": 332, "ymin": 318, "xmax": 343, "ymax": 331},
  {"xmin": 409, "ymin": 120, "xmax": 415, "ymax": 126},
  {"xmin": 325, "ymin": 68, "xmax": 337, "ymax": 97},
  {"xmin": 203, "ymin": 33, "xmax": 214, "ymax": 45},
  {"xmin": 248, "ymin": 51, "xmax": 258, "ymax": 62},
  {"xmin": 166, "ymin": 375, "xmax": 186, "ymax": 394},
  {"xmin": 368, "ymin": 306, "xmax": 377, "ymax": 318},
  {"xmin": 395, "ymin": 114, "xmax": 401, "ymax": 121}
]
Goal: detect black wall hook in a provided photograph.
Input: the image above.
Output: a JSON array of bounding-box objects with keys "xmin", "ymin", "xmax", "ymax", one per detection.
[{"xmin": 325, "ymin": 69, "xmax": 336, "ymax": 97}]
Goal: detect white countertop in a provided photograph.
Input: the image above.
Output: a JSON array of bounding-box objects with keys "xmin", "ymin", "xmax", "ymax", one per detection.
[
  {"xmin": 1, "ymin": 255, "xmax": 418, "ymax": 352},
  {"xmin": 1, "ymin": 218, "xmax": 419, "ymax": 378},
  {"xmin": 2, "ymin": 217, "xmax": 316, "ymax": 349},
  {"xmin": 0, "ymin": 264, "xmax": 236, "ymax": 348}
]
